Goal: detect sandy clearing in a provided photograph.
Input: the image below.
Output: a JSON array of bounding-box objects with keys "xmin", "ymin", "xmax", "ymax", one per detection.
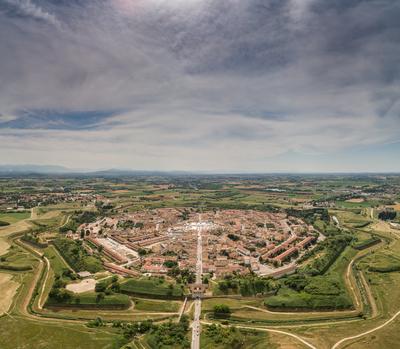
[
  {"xmin": 346, "ymin": 198, "xmax": 365, "ymax": 203},
  {"xmin": 0, "ymin": 273, "xmax": 20, "ymax": 315},
  {"xmin": 388, "ymin": 203, "xmax": 400, "ymax": 211},
  {"xmin": 0, "ymin": 220, "xmax": 32, "ymax": 238},
  {"xmin": 66, "ymin": 278, "xmax": 96, "ymax": 293}
]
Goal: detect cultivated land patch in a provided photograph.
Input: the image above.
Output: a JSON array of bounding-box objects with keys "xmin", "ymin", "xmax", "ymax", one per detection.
[
  {"xmin": 0, "ymin": 317, "xmax": 124, "ymax": 349},
  {"xmin": 0, "ymin": 212, "xmax": 30, "ymax": 224},
  {"xmin": 0, "ymin": 273, "xmax": 19, "ymax": 315},
  {"xmin": 0, "ymin": 238, "xmax": 9, "ymax": 256},
  {"xmin": 0, "ymin": 220, "xmax": 32, "ymax": 256}
]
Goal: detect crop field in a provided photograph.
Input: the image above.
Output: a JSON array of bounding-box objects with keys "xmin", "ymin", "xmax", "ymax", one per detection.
[
  {"xmin": 0, "ymin": 317, "xmax": 125, "ymax": 349},
  {"xmin": 0, "ymin": 272, "xmax": 19, "ymax": 315},
  {"xmin": 0, "ymin": 211, "xmax": 30, "ymax": 224},
  {"xmin": 0, "ymin": 245, "xmax": 37, "ymax": 271}
]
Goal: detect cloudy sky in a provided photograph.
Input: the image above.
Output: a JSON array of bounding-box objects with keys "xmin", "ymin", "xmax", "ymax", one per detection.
[{"xmin": 0, "ymin": 0, "xmax": 399, "ymax": 172}]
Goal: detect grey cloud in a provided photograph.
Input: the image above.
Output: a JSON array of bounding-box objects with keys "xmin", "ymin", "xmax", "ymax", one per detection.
[{"xmin": 0, "ymin": 0, "xmax": 399, "ymax": 170}]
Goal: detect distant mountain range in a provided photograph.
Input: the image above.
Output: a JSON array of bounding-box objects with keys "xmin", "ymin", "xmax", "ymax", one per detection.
[
  {"xmin": 0, "ymin": 165, "xmax": 191, "ymax": 176},
  {"xmin": 0, "ymin": 164, "xmax": 72, "ymax": 174},
  {"xmin": 0, "ymin": 165, "xmax": 397, "ymax": 177}
]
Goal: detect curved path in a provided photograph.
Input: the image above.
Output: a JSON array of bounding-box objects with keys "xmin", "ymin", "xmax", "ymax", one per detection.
[
  {"xmin": 201, "ymin": 320, "xmax": 317, "ymax": 349},
  {"xmin": 332, "ymin": 309, "xmax": 400, "ymax": 349}
]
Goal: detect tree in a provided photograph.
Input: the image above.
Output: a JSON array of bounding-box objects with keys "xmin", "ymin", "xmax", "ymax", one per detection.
[
  {"xmin": 95, "ymin": 282, "xmax": 107, "ymax": 292},
  {"xmin": 227, "ymin": 234, "xmax": 240, "ymax": 241},
  {"xmin": 96, "ymin": 292, "xmax": 105, "ymax": 304},
  {"xmin": 138, "ymin": 248, "xmax": 147, "ymax": 256},
  {"xmin": 378, "ymin": 211, "xmax": 397, "ymax": 221},
  {"xmin": 213, "ymin": 304, "xmax": 231, "ymax": 318},
  {"xmin": 163, "ymin": 260, "xmax": 178, "ymax": 268}
]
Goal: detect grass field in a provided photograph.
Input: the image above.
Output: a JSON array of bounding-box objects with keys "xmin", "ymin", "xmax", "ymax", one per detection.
[
  {"xmin": 0, "ymin": 219, "xmax": 33, "ymax": 256},
  {"xmin": 202, "ymin": 297, "xmax": 262, "ymax": 311},
  {"xmin": 120, "ymin": 278, "xmax": 184, "ymax": 298},
  {"xmin": 0, "ymin": 245, "xmax": 37, "ymax": 271},
  {"xmin": 133, "ymin": 298, "xmax": 181, "ymax": 312},
  {"xmin": 44, "ymin": 245, "xmax": 72, "ymax": 275},
  {"xmin": 0, "ymin": 272, "xmax": 20, "ymax": 315},
  {"xmin": 0, "ymin": 212, "xmax": 30, "ymax": 224},
  {"xmin": 0, "ymin": 317, "xmax": 126, "ymax": 349},
  {"xmin": 200, "ymin": 325, "xmax": 277, "ymax": 349}
]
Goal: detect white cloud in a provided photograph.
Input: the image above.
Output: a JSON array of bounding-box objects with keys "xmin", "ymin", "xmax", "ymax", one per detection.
[
  {"xmin": 4, "ymin": 0, "xmax": 61, "ymax": 27},
  {"xmin": 0, "ymin": 114, "xmax": 18, "ymax": 123}
]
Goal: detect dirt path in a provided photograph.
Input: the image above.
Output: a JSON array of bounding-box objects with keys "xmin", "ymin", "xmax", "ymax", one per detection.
[
  {"xmin": 331, "ymin": 309, "xmax": 400, "ymax": 349},
  {"xmin": 38, "ymin": 257, "xmax": 50, "ymax": 310},
  {"xmin": 60, "ymin": 214, "xmax": 71, "ymax": 228},
  {"xmin": 201, "ymin": 320, "xmax": 318, "ymax": 349},
  {"xmin": 30, "ymin": 208, "xmax": 38, "ymax": 220},
  {"xmin": 359, "ymin": 271, "xmax": 378, "ymax": 319},
  {"xmin": 345, "ymin": 257, "xmax": 361, "ymax": 309},
  {"xmin": 243, "ymin": 305, "xmax": 359, "ymax": 317}
]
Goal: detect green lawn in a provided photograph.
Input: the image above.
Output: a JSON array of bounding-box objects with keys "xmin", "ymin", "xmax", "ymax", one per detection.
[
  {"xmin": 0, "ymin": 211, "xmax": 30, "ymax": 224},
  {"xmin": 265, "ymin": 246, "xmax": 355, "ymax": 311},
  {"xmin": 202, "ymin": 297, "xmax": 261, "ymax": 311},
  {"xmin": 0, "ymin": 317, "xmax": 126, "ymax": 349},
  {"xmin": 120, "ymin": 278, "xmax": 184, "ymax": 298},
  {"xmin": 44, "ymin": 245, "xmax": 71, "ymax": 275},
  {"xmin": 133, "ymin": 298, "xmax": 181, "ymax": 312}
]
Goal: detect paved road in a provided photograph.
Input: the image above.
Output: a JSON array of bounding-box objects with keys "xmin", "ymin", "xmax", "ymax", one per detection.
[{"xmin": 191, "ymin": 217, "xmax": 203, "ymax": 349}]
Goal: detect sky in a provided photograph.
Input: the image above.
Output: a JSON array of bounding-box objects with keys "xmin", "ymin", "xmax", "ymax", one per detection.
[{"xmin": 0, "ymin": 0, "xmax": 399, "ymax": 172}]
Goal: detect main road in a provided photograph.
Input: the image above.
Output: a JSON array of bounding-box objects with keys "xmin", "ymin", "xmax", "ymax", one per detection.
[{"xmin": 191, "ymin": 215, "xmax": 203, "ymax": 349}]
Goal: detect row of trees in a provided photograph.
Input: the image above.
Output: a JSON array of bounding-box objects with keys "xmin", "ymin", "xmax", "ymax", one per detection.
[
  {"xmin": 218, "ymin": 274, "xmax": 278, "ymax": 296},
  {"xmin": 378, "ymin": 210, "xmax": 397, "ymax": 221}
]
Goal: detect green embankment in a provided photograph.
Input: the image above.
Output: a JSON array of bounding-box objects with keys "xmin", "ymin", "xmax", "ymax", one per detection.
[
  {"xmin": 0, "ymin": 211, "xmax": 30, "ymax": 224},
  {"xmin": 120, "ymin": 277, "xmax": 184, "ymax": 298},
  {"xmin": 46, "ymin": 291, "xmax": 131, "ymax": 309},
  {"xmin": 53, "ymin": 238, "xmax": 102, "ymax": 273},
  {"xmin": 0, "ymin": 245, "xmax": 36, "ymax": 271},
  {"xmin": 201, "ymin": 324, "xmax": 276, "ymax": 349}
]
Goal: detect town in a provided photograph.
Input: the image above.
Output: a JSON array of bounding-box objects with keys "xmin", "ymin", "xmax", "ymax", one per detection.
[{"xmin": 71, "ymin": 208, "xmax": 319, "ymax": 281}]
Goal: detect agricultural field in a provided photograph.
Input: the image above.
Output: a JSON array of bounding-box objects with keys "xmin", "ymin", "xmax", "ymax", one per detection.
[
  {"xmin": 0, "ymin": 211, "xmax": 30, "ymax": 225},
  {"xmin": 0, "ymin": 272, "xmax": 19, "ymax": 315}
]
